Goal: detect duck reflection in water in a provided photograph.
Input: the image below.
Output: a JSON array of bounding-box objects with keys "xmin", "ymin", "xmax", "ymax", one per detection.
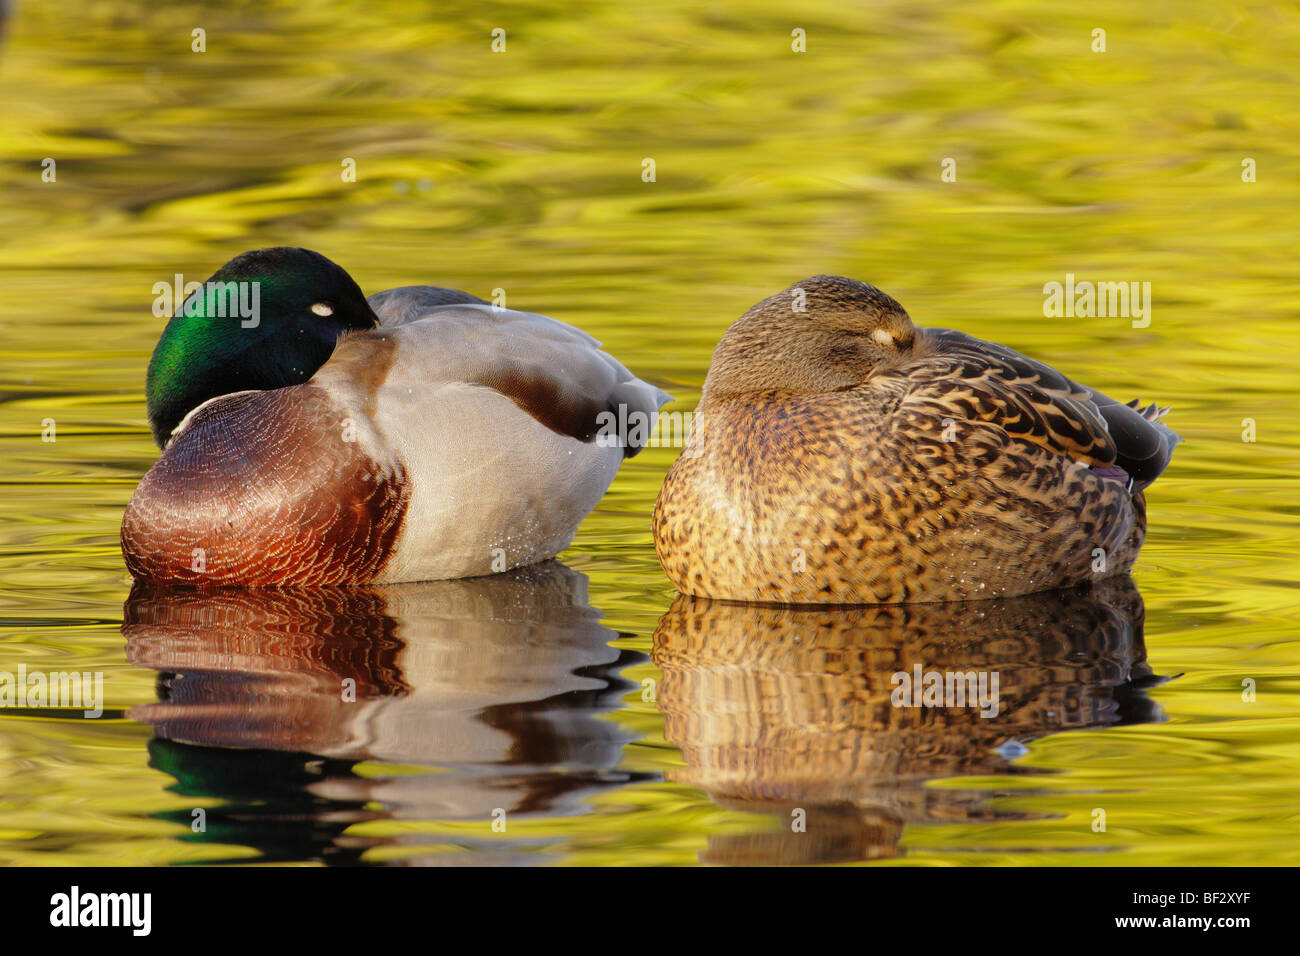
[
  {"xmin": 123, "ymin": 562, "xmax": 644, "ymax": 865},
  {"xmin": 652, "ymin": 575, "xmax": 1167, "ymax": 865}
]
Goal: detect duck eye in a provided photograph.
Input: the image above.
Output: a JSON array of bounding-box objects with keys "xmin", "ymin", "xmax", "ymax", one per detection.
[{"xmin": 311, "ymin": 302, "xmax": 334, "ymax": 317}]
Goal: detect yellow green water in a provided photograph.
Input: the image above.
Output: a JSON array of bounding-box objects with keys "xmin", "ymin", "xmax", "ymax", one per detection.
[{"xmin": 1, "ymin": 0, "xmax": 1297, "ymax": 865}]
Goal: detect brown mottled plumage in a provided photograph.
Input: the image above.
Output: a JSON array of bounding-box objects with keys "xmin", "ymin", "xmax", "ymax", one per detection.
[{"xmin": 653, "ymin": 276, "xmax": 1180, "ymax": 604}]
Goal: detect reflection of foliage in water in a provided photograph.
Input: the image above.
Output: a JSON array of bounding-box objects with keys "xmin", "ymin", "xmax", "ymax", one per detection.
[{"xmin": 0, "ymin": 0, "xmax": 1297, "ymax": 865}]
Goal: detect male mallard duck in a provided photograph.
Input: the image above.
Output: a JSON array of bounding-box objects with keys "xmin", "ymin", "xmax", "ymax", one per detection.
[
  {"xmin": 122, "ymin": 247, "xmax": 669, "ymax": 586},
  {"xmin": 652, "ymin": 275, "xmax": 1180, "ymax": 604}
]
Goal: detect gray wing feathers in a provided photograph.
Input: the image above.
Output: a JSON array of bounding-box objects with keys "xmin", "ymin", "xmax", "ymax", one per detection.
[
  {"xmin": 368, "ymin": 286, "xmax": 490, "ymax": 326},
  {"xmin": 351, "ymin": 291, "xmax": 670, "ymax": 455}
]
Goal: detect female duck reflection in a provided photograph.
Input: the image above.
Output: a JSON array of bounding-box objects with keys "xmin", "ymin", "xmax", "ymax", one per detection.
[
  {"xmin": 122, "ymin": 562, "xmax": 644, "ymax": 865},
  {"xmin": 652, "ymin": 575, "xmax": 1167, "ymax": 865}
]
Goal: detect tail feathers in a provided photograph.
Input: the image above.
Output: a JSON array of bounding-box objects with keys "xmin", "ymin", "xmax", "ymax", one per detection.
[
  {"xmin": 1099, "ymin": 397, "xmax": 1181, "ymax": 492},
  {"xmin": 1126, "ymin": 398, "xmax": 1177, "ymax": 428},
  {"xmin": 611, "ymin": 380, "xmax": 673, "ymax": 458}
]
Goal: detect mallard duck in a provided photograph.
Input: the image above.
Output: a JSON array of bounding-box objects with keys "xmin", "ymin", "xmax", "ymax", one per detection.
[
  {"xmin": 122, "ymin": 247, "xmax": 669, "ymax": 586},
  {"xmin": 653, "ymin": 275, "xmax": 1180, "ymax": 604}
]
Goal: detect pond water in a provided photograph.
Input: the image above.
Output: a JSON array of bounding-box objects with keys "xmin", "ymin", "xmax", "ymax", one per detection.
[{"xmin": 1, "ymin": 1, "xmax": 1297, "ymax": 865}]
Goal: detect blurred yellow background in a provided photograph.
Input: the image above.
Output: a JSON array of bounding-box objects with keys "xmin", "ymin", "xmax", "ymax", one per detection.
[{"xmin": 0, "ymin": 1, "xmax": 1296, "ymax": 865}]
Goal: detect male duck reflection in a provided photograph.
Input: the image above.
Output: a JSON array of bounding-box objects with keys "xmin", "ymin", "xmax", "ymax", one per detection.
[
  {"xmin": 123, "ymin": 563, "xmax": 643, "ymax": 862},
  {"xmin": 654, "ymin": 276, "xmax": 1181, "ymax": 603},
  {"xmin": 122, "ymin": 247, "xmax": 669, "ymax": 585}
]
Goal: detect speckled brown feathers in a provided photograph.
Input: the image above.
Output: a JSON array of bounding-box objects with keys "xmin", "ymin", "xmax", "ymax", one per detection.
[
  {"xmin": 652, "ymin": 276, "xmax": 1179, "ymax": 604},
  {"xmin": 121, "ymin": 385, "xmax": 410, "ymax": 586}
]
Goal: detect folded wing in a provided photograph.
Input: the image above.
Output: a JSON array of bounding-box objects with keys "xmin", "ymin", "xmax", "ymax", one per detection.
[
  {"xmin": 354, "ymin": 287, "xmax": 671, "ymax": 456},
  {"xmin": 894, "ymin": 328, "xmax": 1179, "ymax": 490}
]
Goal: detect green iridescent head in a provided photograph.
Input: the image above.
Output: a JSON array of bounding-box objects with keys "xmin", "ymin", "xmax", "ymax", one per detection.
[{"xmin": 145, "ymin": 247, "xmax": 379, "ymax": 447}]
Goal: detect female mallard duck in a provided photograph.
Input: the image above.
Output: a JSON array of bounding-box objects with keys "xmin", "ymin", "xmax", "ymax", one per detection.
[
  {"xmin": 122, "ymin": 247, "xmax": 669, "ymax": 586},
  {"xmin": 652, "ymin": 275, "xmax": 1180, "ymax": 604}
]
